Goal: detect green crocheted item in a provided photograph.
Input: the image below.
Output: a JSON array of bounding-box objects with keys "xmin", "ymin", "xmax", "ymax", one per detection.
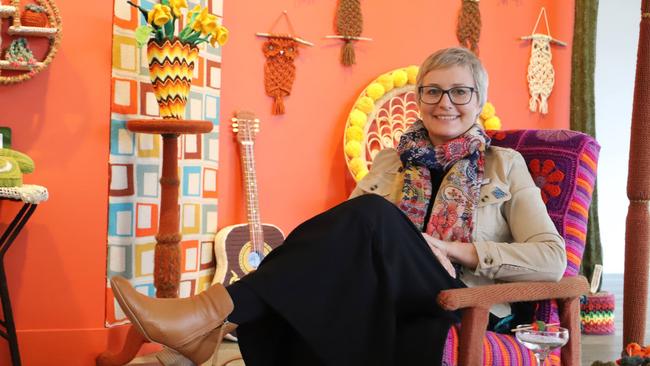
[
  {"xmin": 0, "ymin": 157, "xmax": 23, "ymax": 187},
  {"xmin": 0, "ymin": 149, "xmax": 35, "ymax": 187},
  {"xmin": 5, "ymin": 38, "xmax": 36, "ymax": 65}
]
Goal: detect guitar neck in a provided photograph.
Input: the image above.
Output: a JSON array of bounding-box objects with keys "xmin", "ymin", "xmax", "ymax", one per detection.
[{"xmin": 239, "ymin": 141, "xmax": 265, "ymax": 251}]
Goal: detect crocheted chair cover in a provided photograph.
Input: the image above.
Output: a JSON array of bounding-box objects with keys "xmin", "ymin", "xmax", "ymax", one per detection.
[{"xmin": 441, "ymin": 129, "xmax": 600, "ymax": 365}]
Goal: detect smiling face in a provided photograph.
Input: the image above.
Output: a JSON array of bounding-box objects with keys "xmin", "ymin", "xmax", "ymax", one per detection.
[{"xmin": 418, "ymin": 65, "xmax": 482, "ymax": 146}]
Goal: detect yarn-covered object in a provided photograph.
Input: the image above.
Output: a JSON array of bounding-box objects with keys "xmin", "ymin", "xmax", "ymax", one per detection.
[
  {"xmin": 263, "ymin": 36, "xmax": 299, "ymax": 115},
  {"xmin": 580, "ymin": 292, "xmax": 615, "ymax": 335},
  {"xmin": 335, "ymin": 0, "xmax": 363, "ymax": 66},
  {"xmin": 527, "ymin": 37, "xmax": 555, "ymax": 114},
  {"xmin": 147, "ymin": 39, "xmax": 199, "ymax": 119},
  {"xmin": 456, "ymin": 0, "xmax": 481, "ymax": 54}
]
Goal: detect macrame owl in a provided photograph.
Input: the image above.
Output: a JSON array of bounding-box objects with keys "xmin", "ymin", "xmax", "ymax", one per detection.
[
  {"xmin": 522, "ymin": 8, "xmax": 564, "ymax": 115},
  {"xmin": 263, "ymin": 36, "xmax": 299, "ymax": 115},
  {"xmin": 527, "ymin": 37, "xmax": 555, "ymax": 114}
]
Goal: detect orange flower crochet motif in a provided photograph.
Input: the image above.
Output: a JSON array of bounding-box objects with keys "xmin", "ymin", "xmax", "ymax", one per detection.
[{"xmin": 528, "ymin": 159, "xmax": 565, "ymax": 203}]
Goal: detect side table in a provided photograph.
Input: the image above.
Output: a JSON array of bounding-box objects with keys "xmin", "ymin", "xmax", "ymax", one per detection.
[
  {"xmin": 96, "ymin": 119, "xmax": 212, "ymax": 366},
  {"xmin": 0, "ymin": 185, "xmax": 48, "ymax": 366}
]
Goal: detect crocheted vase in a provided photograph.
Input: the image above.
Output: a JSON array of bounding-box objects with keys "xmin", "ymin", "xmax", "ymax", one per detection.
[
  {"xmin": 147, "ymin": 38, "xmax": 199, "ymax": 119},
  {"xmin": 580, "ymin": 292, "xmax": 616, "ymax": 335}
]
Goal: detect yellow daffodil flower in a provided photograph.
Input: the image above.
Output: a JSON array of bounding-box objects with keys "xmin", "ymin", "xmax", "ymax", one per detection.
[
  {"xmin": 201, "ymin": 13, "xmax": 219, "ymax": 35},
  {"xmin": 189, "ymin": 7, "xmax": 208, "ymax": 33},
  {"xmin": 148, "ymin": 4, "xmax": 172, "ymax": 27},
  {"xmin": 210, "ymin": 25, "xmax": 229, "ymax": 47},
  {"xmin": 169, "ymin": 0, "xmax": 187, "ymax": 17}
]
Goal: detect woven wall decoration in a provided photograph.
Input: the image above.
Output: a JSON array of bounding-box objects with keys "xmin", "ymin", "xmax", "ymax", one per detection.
[
  {"xmin": 521, "ymin": 7, "xmax": 566, "ymax": 114},
  {"xmin": 456, "ymin": 0, "xmax": 481, "ymax": 54},
  {"xmin": 335, "ymin": 0, "xmax": 363, "ymax": 66},
  {"xmin": 256, "ymin": 12, "xmax": 313, "ymax": 115},
  {"xmin": 263, "ymin": 36, "xmax": 299, "ymax": 115},
  {"xmin": 0, "ymin": 0, "xmax": 62, "ymax": 85}
]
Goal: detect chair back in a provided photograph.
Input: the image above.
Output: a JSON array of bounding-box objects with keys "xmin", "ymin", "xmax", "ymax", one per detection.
[{"xmin": 487, "ymin": 130, "xmax": 600, "ymax": 276}]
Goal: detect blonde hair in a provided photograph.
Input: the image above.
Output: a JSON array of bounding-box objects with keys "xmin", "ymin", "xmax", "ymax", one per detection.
[{"xmin": 416, "ymin": 47, "xmax": 488, "ymax": 107}]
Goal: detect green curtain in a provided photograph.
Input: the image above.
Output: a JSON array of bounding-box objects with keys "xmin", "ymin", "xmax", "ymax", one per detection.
[{"xmin": 570, "ymin": 0, "xmax": 602, "ymax": 288}]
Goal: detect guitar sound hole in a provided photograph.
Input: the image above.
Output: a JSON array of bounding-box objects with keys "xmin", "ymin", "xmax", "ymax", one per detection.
[{"xmin": 247, "ymin": 251, "xmax": 263, "ymax": 269}]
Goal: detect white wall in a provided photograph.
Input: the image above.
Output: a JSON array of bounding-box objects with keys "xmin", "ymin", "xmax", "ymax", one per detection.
[{"xmin": 595, "ymin": 0, "xmax": 641, "ymax": 273}]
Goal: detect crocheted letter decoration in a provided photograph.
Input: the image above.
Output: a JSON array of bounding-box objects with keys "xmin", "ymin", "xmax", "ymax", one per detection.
[
  {"xmin": 263, "ymin": 36, "xmax": 299, "ymax": 115},
  {"xmin": 527, "ymin": 37, "xmax": 555, "ymax": 114}
]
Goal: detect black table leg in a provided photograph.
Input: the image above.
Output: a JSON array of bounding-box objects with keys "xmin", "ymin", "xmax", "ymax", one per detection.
[{"xmin": 0, "ymin": 203, "xmax": 37, "ymax": 366}]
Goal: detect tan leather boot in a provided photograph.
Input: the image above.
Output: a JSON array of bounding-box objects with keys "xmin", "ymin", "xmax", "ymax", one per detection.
[{"xmin": 111, "ymin": 276, "xmax": 234, "ymax": 365}]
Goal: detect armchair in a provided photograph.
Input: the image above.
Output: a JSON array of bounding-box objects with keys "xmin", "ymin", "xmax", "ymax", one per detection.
[{"xmin": 438, "ymin": 129, "xmax": 599, "ymax": 366}]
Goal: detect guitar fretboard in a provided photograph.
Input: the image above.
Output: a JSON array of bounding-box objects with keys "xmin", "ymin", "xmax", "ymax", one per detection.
[{"xmin": 238, "ymin": 131, "xmax": 265, "ymax": 254}]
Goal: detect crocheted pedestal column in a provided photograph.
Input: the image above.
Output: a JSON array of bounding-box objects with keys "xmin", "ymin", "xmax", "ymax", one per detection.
[
  {"xmin": 127, "ymin": 119, "xmax": 212, "ymax": 298},
  {"xmin": 97, "ymin": 119, "xmax": 212, "ymax": 366},
  {"xmin": 625, "ymin": 0, "xmax": 650, "ymax": 348},
  {"xmin": 580, "ymin": 292, "xmax": 615, "ymax": 335}
]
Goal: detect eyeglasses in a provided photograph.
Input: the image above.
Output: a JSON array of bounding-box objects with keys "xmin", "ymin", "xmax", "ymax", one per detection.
[{"xmin": 418, "ymin": 86, "xmax": 477, "ymax": 105}]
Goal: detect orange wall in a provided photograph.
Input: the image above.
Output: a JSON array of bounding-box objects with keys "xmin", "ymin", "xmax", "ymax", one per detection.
[
  {"xmin": 219, "ymin": 0, "xmax": 574, "ymax": 235},
  {"xmin": 0, "ymin": 0, "xmax": 572, "ymax": 364}
]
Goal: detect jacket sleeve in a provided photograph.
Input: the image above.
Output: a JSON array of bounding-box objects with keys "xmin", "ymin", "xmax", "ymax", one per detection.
[{"xmin": 472, "ymin": 152, "xmax": 567, "ymax": 282}]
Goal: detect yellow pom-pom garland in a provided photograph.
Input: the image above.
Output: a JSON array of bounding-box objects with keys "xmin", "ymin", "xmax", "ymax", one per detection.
[
  {"xmin": 480, "ymin": 102, "xmax": 496, "ymax": 120},
  {"xmin": 356, "ymin": 96, "xmax": 375, "ymax": 114},
  {"xmin": 344, "ymin": 140, "xmax": 362, "ymax": 158},
  {"xmin": 366, "ymin": 83, "xmax": 386, "ymax": 101},
  {"xmin": 348, "ymin": 109, "xmax": 367, "ymax": 128},
  {"xmin": 392, "ymin": 70, "xmax": 408, "ymax": 88},
  {"xmin": 348, "ymin": 157, "xmax": 366, "ymax": 175},
  {"xmin": 406, "ymin": 65, "xmax": 419, "ymax": 85},
  {"xmin": 344, "ymin": 66, "xmax": 421, "ymax": 182},
  {"xmin": 484, "ymin": 116, "xmax": 502, "ymax": 130},
  {"xmin": 377, "ymin": 73, "xmax": 394, "ymax": 93},
  {"xmin": 345, "ymin": 125, "xmax": 364, "ymax": 142}
]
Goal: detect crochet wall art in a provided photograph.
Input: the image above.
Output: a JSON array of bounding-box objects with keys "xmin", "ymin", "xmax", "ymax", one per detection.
[
  {"xmin": 106, "ymin": 0, "xmax": 224, "ymax": 326},
  {"xmin": 257, "ymin": 12, "xmax": 313, "ymax": 115},
  {"xmin": 521, "ymin": 7, "xmax": 566, "ymax": 114},
  {"xmin": 456, "ymin": 0, "xmax": 481, "ymax": 54},
  {"xmin": 0, "ymin": 0, "xmax": 62, "ymax": 84}
]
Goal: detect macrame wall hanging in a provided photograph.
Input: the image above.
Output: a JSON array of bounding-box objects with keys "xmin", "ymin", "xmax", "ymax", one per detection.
[
  {"xmin": 520, "ymin": 7, "xmax": 566, "ymax": 114},
  {"xmin": 456, "ymin": 0, "xmax": 481, "ymax": 54},
  {"xmin": 256, "ymin": 12, "xmax": 314, "ymax": 115},
  {"xmin": 325, "ymin": 0, "xmax": 372, "ymax": 66}
]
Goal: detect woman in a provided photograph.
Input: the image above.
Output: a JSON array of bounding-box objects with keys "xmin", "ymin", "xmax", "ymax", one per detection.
[{"xmin": 110, "ymin": 47, "xmax": 566, "ymax": 366}]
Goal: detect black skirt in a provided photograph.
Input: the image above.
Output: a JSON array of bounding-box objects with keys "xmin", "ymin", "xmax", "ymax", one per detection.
[{"xmin": 237, "ymin": 194, "xmax": 463, "ymax": 366}]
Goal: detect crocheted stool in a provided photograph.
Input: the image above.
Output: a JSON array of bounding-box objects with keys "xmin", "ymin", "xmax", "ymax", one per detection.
[{"xmin": 580, "ymin": 292, "xmax": 615, "ymax": 335}]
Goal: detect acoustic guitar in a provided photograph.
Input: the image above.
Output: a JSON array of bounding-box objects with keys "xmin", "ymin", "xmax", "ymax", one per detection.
[{"xmin": 212, "ymin": 111, "xmax": 285, "ymax": 286}]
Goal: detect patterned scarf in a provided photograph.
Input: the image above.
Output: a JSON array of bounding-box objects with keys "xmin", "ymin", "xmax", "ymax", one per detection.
[{"xmin": 396, "ymin": 121, "xmax": 490, "ymax": 242}]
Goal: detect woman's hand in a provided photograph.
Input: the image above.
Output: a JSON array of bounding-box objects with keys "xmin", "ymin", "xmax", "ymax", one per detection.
[
  {"xmin": 422, "ymin": 233, "xmax": 456, "ymax": 277},
  {"xmin": 422, "ymin": 233, "xmax": 480, "ymax": 272},
  {"xmin": 422, "ymin": 233, "xmax": 449, "ymax": 256}
]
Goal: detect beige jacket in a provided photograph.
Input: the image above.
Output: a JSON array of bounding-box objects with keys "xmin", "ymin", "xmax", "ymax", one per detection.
[{"xmin": 349, "ymin": 147, "xmax": 566, "ymax": 317}]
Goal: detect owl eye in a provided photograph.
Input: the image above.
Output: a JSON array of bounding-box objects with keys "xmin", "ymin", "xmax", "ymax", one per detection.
[
  {"xmin": 288, "ymin": 47, "xmax": 294, "ymax": 52},
  {"xmin": 268, "ymin": 45, "xmax": 275, "ymax": 50}
]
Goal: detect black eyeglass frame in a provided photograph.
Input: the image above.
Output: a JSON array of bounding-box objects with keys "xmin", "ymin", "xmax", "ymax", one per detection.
[{"xmin": 418, "ymin": 86, "xmax": 478, "ymax": 105}]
